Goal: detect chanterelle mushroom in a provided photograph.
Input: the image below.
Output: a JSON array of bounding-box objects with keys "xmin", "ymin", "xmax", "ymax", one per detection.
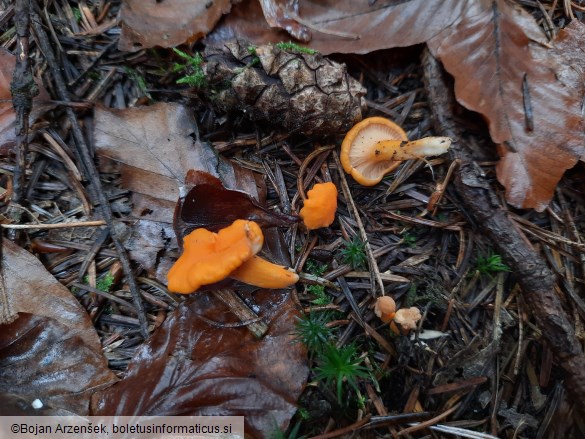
[
  {"xmin": 341, "ymin": 117, "xmax": 451, "ymax": 186},
  {"xmin": 167, "ymin": 219, "xmax": 264, "ymax": 294},
  {"xmin": 299, "ymin": 182, "xmax": 338, "ymax": 230},
  {"xmin": 230, "ymin": 255, "xmax": 299, "ymax": 289}
]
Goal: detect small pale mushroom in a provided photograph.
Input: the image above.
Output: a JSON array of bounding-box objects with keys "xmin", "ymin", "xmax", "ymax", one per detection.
[
  {"xmin": 341, "ymin": 117, "xmax": 451, "ymax": 186},
  {"xmin": 299, "ymin": 182, "xmax": 338, "ymax": 230},
  {"xmin": 374, "ymin": 296, "xmax": 396, "ymax": 323},
  {"xmin": 393, "ymin": 307, "xmax": 422, "ymax": 333}
]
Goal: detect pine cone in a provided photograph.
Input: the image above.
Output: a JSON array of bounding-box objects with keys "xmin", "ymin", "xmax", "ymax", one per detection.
[{"xmin": 203, "ymin": 41, "xmax": 366, "ymax": 136}]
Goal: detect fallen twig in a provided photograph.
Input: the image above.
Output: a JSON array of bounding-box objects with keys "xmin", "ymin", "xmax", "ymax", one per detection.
[
  {"xmin": 30, "ymin": 6, "xmax": 149, "ymax": 338},
  {"xmin": 422, "ymin": 48, "xmax": 585, "ymax": 415}
]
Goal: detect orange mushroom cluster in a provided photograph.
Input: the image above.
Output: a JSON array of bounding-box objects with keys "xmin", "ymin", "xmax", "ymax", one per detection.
[
  {"xmin": 167, "ymin": 219, "xmax": 299, "ymax": 294},
  {"xmin": 341, "ymin": 117, "xmax": 452, "ymax": 186},
  {"xmin": 374, "ymin": 296, "xmax": 421, "ymax": 335},
  {"xmin": 299, "ymin": 182, "xmax": 338, "ymax": 230}
]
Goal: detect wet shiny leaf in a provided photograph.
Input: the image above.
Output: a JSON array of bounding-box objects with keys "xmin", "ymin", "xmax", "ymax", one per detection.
[{"xmin": 0, "ymin": 241, "xmax": 117, "ymax": 414}]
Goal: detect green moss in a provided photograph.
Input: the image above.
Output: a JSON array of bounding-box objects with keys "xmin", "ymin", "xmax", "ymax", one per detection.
[
  {"xmin": 308, "ymin": 284, "xmax": 330, "ymax": 306},
  {"xmin": 275, "ymin": 41, "xmax": 317, "ymax": 55},
  {"xmin": 173, "ymin": 48, "xmax": 207, "ymax": 88},
  {"xmin": 314, "ymin": 343, "xmax": 369, "ymax": 404},
  {"xmin": 476, "ymin": 251, "xmax": 511, "ymax": 276},
  {"xmin": 340, "ymin": 237, "xmax": 367, "ymax": 270},
  {"xmin": 295, "ymin": 312, "xmax": 333, "ymax": 354}
]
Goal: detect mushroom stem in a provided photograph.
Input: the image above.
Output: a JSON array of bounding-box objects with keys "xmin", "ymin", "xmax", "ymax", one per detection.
[
  {"xmin": 230, "ymin": 255, "xmax": 299, "ymax": 289},
  {"xmin": 375, "ymin": 137, "xmax": 452, "ymax": 161}
]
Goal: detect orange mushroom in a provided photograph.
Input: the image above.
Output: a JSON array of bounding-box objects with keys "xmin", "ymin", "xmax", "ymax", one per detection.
[
  {"xmin": 374, "ymin": 296, "xmax": 396, "ymax": 323},
  {"xmin": 341, "ymin": 117, "xmax": 451, "ymax": 186},
  {"xmin": 230, "ymin": 255, "xmax": 299, "ymax": 289},
  {"xmin": 167, "ymin": 219, "xmax": 264, "ymax": 294},
  {"xmin": 299, "ymin": 182, "xmax": 338, "ymax": 230}
]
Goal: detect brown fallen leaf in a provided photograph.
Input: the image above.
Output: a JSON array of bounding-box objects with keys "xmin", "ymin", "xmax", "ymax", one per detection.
[
  {"xmin": 93, "ymin": 102, "xmax": 308, "ymax": 436},
  {"xmin": 94, "ymin": 102, "xmax": 263, "ymax": 278},
  {"xmin": 91, "ymin": 287, "xmax": 307, "ymax": 438},
  {"xmin": 553, "ymin": 21, "xmax": 585, "ymax": 84},
  {"xmin": 210, "ymin": 0, "xmax": 585, "ymax": 210},
  {"xmin": 259, "ymin": 0, "xmax": 311, "ymax": 42},
  {"xmin": 0, "ymin": 240, "xmax": 117, "ymax": 414},
  {"xmin": 118, "ymin": 0, "xmax": 238, "ymax": 51},
  {"xmin": 176, "ymin": 170, "xmax": 298, "ymax": 240},
  {"xmin": 427, "ymin": 0, "xmax": 584, "ymax": 210},
  {"xmin": 0, "ymin": 48, "xmax": 52, "ymax": 152},
  {"xmin": 207, "ymin": 0, "xmax": 464, "ymax": 55}
]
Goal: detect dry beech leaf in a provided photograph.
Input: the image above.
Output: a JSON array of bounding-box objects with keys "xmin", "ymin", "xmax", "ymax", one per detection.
[
  {"xmin": 427, "ymin": 0, "xmax": 584, "ymax": 210},
  {"xmin": 0, "ymin": 48, "xmax": 52, "ymax": 152},
  {"xmin": 259, "ymin": 0, "xmax": 311, "ymax": 42},
  {"xmin": 94, "ymin": 102, "xmax": 221, "ymax": 206},
  {"xmin": 551, "ymin": 20, "xmax": 585, "ymax": 163},
  {"xmin": 207, "ymin": 0, "xmax": 464, "ymax": 55},
  {"xmin": 0, "ymin": 240, "xmax": 117, "ymax": 414},
  {"xmin": 119, "ymin": 0, "xmax": 238, "ymax": 51},
  {"xmin": 553, "ymin": 21, "xmax": 585, "ymax": 84},
  {"xmin": 94, "ymin": 102, "xmax": 259, "ymax": 277}
]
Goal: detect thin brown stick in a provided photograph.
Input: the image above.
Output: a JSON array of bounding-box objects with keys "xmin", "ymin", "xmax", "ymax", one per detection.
[
  {"xmin": 332, "ymin": 151, "xmax": 385, "ymax": 297},
  {"xmin": 213, "ymin": 289, "xmax": 268, "ymax": 338},
  {"xmin": 309, "ymin": 415, "xmax": 371, "ymax": 439},
  {"xmin": 31, "ymin": 7, "xmax": 149, "ymax": 338},
  {"xmin": 1, "ymin": 220, "xmax": 106, "ymax": 229},
  {"xmin": 423, "ymin": 48, "xmax": 585, "ymax": 415},
  {"xmin": 7, "ymin": 0, "xmax": 35, "ymax": 236},
  {"xmin": 396, "ymin": 404, "xmax": 459, "ymax": 437}
]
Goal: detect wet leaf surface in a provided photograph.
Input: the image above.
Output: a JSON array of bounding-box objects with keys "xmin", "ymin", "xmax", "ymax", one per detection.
[
  {"xmin": 2, "ymin": 239, "xmax": 107, "ymax": 348},
  {"xmin": 176, "ymin": 170, "xmax": 298, "ymax": 240},
  {"xmin": 0, "ymin": 241, "xmax": 117, "ymax": 414},
  {"xmin": 91, "ymin": 287, "xmax": 307, "ymax": 438}
]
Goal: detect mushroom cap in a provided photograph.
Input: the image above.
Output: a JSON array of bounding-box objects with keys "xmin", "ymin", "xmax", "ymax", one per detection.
[
  {"xmin": 374, "ymin": 296, "xmax": 396, "ymax": 323},
  {"xmin": 167, "ymin": 219, "xmax": 264, "ymax": 294},
  {"xmin": 299, "ymin": 182, "xmax": 338, "ymax": 230},
  {"xmin": 394, "ymin": 307, "xmax": 422, "ymax": 331},
  {"xmin": 230, "ymin": 255, "xmax": 299, "ymax": 289},
  {"xmin": 340, "ymin": 117, "xmax": 408, "ymax": 186}
]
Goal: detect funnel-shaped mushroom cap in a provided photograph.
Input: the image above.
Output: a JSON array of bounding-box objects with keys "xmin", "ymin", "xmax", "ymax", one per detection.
[
  {"xmin": 167, "ymin": 219, "xmax": 264, "ymax": 294},
  {"xmin": 341, "ymin": 117, "xmax": 408, "ymax": 186}
]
